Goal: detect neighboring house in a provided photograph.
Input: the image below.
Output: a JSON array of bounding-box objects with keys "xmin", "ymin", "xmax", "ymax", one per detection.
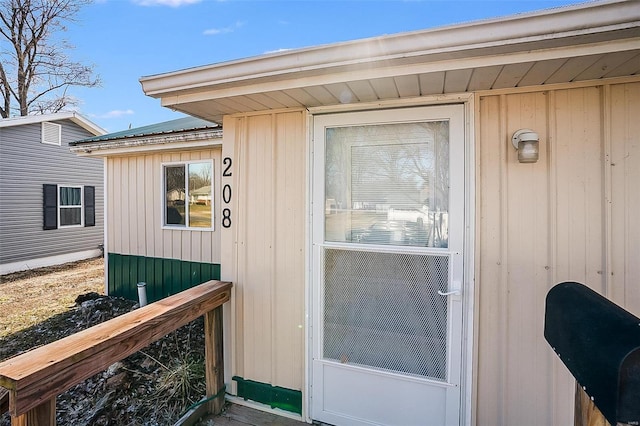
[
  {"xmin": 70, "ymin": 116, "xmax": 222, "ymax": 302},
  {"xmin": 0, "ymin": 113, "xmax": 105, "ymax": 275},
  {"xmin": 190, "ymin": 185, "xmax": 212, "ymax": 205},
  {"xmin": 71, "ymin": 1, "xmax": 640, "ymax": 426}
]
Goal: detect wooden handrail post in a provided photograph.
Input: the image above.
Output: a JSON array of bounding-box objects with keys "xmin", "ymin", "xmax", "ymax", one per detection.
[
  {"xmin": 11, "ymin": 397, "xmax": 55, "ymax": 426},
  {"xmin": 575, "ymin": 382, "xmax": 610, "ymax": 426},
  {"xmin": 204, "ymin": 305, "xmax": 225, "ymax": 415},
  {"xmin": 0, "ymin": 280, "xmax": 232, "ymax": 424}
]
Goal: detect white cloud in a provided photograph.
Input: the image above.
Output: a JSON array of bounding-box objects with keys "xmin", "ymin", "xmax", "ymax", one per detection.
[
  {"xmin": 92, "ymin": 109, "xmax": 135, "ymax": 119},
  {"xmin": 202, "ymin": 27, "xmax": 230, "ymax": 36},
  {"xmin": 203, "ymin": 20, "xmax": 245, "ymax": 36},
  {"xmin": 132, "ymin": 0, "xmax": 200, "ymax": 7}
]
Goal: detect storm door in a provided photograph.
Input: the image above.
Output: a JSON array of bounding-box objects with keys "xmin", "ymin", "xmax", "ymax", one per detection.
[{"xmin": 311, "ymin": 105, "xmax": 465, "ymax": 426}]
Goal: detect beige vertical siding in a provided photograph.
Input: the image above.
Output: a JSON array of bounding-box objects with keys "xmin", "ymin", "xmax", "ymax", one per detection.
[
  {"xmin": 476, "ymin": 79, "xmax": 640, "ymax": 426},
  {"xmin": 106, "ymin": 148, "xmax": 222, "ymax": 264},
  {"xmin": 609, "ymin": 83, "xmax": 640, "ymax": 312},
  {"xmin": 223, "ymin": 110, "xmax": 306, "ymax": 392}
]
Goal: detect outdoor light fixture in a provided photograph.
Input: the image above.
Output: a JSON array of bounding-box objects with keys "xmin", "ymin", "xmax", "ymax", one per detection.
[{"xmin": 512, "ymin": 129, "xmax": 540, "ymax": 163}]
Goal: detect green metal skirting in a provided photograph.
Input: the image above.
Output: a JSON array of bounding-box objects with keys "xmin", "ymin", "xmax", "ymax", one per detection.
[
  {"xmin": 232, "ymin": 376, "xmax": 302, "ymax": 415},
  {"xmin": 107, "ymin": 253, "xmax": 221, "ymax": 303}
]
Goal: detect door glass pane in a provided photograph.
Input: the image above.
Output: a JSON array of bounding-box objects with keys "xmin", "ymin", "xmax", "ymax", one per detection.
[
  {"xmin": 325, "ymin": 122, "xmax": 449, "ymax": 248},
  {"xmin": 323, "ymin": 249, "xmax": 449, "ymax": 380},
  {"xmin": 188, "ymin": 162, "xmax": 212, "ymax": 228}
]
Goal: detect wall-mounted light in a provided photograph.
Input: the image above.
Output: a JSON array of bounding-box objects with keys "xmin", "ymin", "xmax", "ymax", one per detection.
[{"xmin": 512, "ymin": 129, "xmax": 540, "ymax": 163}]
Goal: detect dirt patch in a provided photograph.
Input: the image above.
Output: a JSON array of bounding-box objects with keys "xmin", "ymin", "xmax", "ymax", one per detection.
[
  {"xmin": 0, "ymin": 257, "xmax": 104, "ymax": 338},
  {"xmin": 0, "ymin": 258, "xmax": 207, "ymax": 425}
]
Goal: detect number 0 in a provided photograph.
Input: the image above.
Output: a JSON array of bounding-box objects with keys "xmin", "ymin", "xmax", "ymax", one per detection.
[{"xmin": 223, "ymin": 184, "xmax": 232, "ymax": 204}]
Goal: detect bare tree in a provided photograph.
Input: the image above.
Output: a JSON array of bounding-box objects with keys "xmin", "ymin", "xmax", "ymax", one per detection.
[{"xmin": 0, "ymin": 0, "xmax": 99, "ymax": 118}]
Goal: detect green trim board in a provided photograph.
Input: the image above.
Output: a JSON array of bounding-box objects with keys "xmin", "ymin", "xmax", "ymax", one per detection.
[
  {"xmin": 107, "ymin": 253, "xmax": 220, "ymax": 302},
  {"xmin": 232, "ymin": 376, "xmax": 302, "ymax": 415}
]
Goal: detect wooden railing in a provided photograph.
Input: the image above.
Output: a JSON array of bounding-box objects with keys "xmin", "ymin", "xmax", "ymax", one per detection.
[{"xmin": 0, "ymin": 280, "xmax": 232, "ymax": 426}]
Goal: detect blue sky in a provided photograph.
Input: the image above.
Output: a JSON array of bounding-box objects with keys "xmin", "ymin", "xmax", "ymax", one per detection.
[{"xmin": 66, "ymin": 0, "xmax": 583, "ymax": 133}]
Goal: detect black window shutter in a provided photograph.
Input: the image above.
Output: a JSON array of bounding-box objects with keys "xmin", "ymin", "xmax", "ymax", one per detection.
[
  {"xmin": 84, "ymin": 186, "xmax": 95, "ymax": 227},
  {"xmin": 43, "ymin": 184, "xmax": 58, "ymax": 230}
]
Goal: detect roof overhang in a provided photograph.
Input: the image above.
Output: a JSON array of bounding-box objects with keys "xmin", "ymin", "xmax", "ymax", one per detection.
[
  {"xmin": 140, "ymin": 0, "xmax": 640, "ymax": 123},
  {"xmin": 0, "ymin": 112, "xmax": 106, "ymax": 136}
]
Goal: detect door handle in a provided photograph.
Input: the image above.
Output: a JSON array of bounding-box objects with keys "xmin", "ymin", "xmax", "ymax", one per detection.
[{"xmin": 437, "ymin": 290, "xmax": 461, "ymax": 296}]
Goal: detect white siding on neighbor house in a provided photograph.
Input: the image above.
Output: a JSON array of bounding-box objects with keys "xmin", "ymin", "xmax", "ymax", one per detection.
[
  {"xmin": 222, "ymin": 110, "xmax": 306, "ymax": 392},
  {"xmin": 0, "ymin": 120, "xmax": 104, "ymax": 266},
  {"xmin": 475, "ymin": 79, "xmax": 640, "ymax": 426},
  {"xmin": 106, "ymin": 148, "xmax": 222, "ymax": 264}
]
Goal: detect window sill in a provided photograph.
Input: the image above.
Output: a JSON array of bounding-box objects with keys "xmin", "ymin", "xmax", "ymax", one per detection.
[{"xmin": 161, "ymin": 226, "xmax": 215, "ymax": 232}]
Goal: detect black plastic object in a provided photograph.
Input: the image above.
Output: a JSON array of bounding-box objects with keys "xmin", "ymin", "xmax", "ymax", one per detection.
[{"xmin": 544, "ymin": 281, "xmax": 640, "ymax": 425}]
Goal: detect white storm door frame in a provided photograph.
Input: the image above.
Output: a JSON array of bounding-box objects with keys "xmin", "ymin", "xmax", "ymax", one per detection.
[{"xmin": 310, "ymin": 104, "xmax": 467, "ymax": 426}]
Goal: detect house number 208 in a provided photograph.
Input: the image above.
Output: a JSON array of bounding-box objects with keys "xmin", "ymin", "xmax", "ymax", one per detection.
[{"xmin": 222, "ymin": 157, "xmax": 232, "ymax": 228}]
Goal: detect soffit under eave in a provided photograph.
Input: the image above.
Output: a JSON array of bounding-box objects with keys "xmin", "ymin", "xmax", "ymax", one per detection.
[
  {"xmin": 150, "ymin": 27, "xmax": 640, "ymax": 103},
  {"xmin": 158, "ymin": 40, "xmax": 640, "ymax": 124}
]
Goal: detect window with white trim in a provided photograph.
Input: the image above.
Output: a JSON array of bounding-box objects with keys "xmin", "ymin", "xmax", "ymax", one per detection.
[
  {"xmin": 43, "ymin": 184, "xmax": 95, "ymax": 230},
  {"xmin": 163, "ymin": 161, "xmax": 213, "ymax": 230},
  {"xmin": 59, "ymin": 186, "xmax": 83, "ymax": 227}
]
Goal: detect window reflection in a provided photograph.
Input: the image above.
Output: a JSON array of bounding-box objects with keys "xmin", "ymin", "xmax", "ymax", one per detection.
[
  {"xmin": 325, "ymin": 122, "xmax": 449, "ymax": 248},
  {"xmin": 164, "ymin": 161, "xmax": 213, "ymax": 229},
  {"xmin": 165, "ymin": 166, "xmax": 186, "ymax": 225},
  {"xmin": 59, "ymin": 186, "xmax": 82, "ymax": 226},
  {"xmin": 188, "ymin": 162, "xmax": 212, "ymax": 228}
]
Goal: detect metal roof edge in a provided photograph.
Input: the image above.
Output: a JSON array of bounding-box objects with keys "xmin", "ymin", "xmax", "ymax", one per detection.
[
  {"xmin": 140, "ymin": 0, "xmax": 639, "ymax": 97},
  {"xmin": 0, "ymin": 112, "xmax": 106, "ymax": 136},
  {"xmin": 69, "ymin": 128, "xmax": 223, "ymax": 155},
  {"xmin": 70, "ymin": 117, "xmax": 219, "ymax": 145}
]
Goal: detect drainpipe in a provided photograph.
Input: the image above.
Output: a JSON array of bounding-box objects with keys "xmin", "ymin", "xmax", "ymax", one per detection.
[{"xmin": 137, "ymin": 282, "xmax": 148, "ymax": 307}]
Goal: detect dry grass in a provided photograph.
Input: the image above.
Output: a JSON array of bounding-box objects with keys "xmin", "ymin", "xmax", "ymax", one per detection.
[
  {"xmin": 0, "ymin": 257, "xmax": 104, "ymax": 338},
  {"xmin": 0, "ymin": 262, "xmax": 209, "ymax": 425}
]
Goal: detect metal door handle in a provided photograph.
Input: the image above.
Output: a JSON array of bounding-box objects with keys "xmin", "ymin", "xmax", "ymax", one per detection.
[{"xmin": 438, "ymin": 290, "xmax": 461, "ymax": 296}]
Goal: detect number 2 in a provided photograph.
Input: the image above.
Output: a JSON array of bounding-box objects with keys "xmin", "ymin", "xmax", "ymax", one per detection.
[{"xmin": 223, "ymin": 157, "xmax": 232, "ymax": 177}]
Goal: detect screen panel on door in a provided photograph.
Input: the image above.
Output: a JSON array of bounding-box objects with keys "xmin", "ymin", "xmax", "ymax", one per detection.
[{"xmin": 323, "ymin": 249, "xmax": 449, "ymax": 381}]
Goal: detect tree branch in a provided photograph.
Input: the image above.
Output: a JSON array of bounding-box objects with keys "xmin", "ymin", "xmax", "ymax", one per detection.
[{"xmin": 0, "ymin": 0, "xmax": 98, "ymax": 116}]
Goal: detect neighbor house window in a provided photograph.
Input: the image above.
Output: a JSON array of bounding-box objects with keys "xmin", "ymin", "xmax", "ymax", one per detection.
[
  {"xmin": 163, "ymin": 161, "xmax": 213, "ymax": 229},
  {"xmin": 59, "ymin": 186, "xmax": 83, "ymax": 226},
  {"xmin": 43, "ymin": 184, "xmax": 95, "ymax": 230}
]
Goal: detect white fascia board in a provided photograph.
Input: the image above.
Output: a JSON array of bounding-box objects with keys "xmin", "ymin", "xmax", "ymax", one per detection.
[
  {"xmin": 0, "ymin": 112, "xmax": 75, "ymax": 127},
  {"xmin": 69, "ymin": 114, "xmax": 107, "ymax": 136},
  {"xmin": 158, "ymin": 37, "xmax": 640, "ymax": 107},
  {"xmin": 140, "ymin": 0, "xmax": 639, "ymax": 98},
  {"xmin": 0, "ymin": 112, "xmax": 106, "ymax": 136}
]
